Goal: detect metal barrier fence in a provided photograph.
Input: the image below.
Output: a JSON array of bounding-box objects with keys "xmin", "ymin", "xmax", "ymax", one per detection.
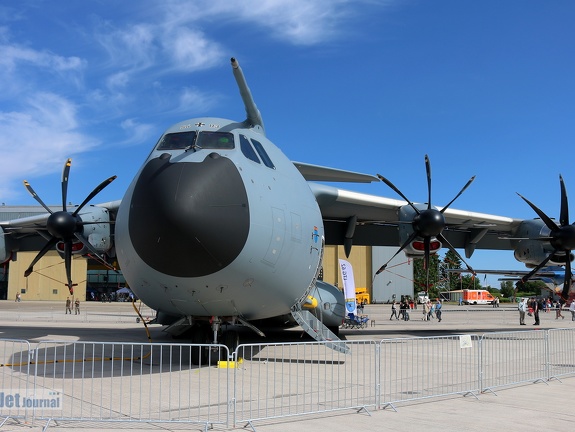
[
  {"xmin": 0, "ymin": 339, "xmax": 32, "ymax": 427},
  {"xmin": 379, "ymin": 334, "xmax": 480, "ymax": 409},
  {"xmin": 548, "ymin": 328, "xmax": 575, "ymax": 380},
  {"xmin": 233, "ymin": 340, "xmax": 378, "ymax": 427},
  {"xmin": 1, "ymin": 329, "xmax": 575, "ymax": 430},
  {"xmin": 29, "ymin": 341, "xmax": 228, "ymax": 430}
]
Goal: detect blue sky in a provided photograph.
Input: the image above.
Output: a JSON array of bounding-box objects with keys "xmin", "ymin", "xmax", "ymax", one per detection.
[{"xmin": 1, "ymin": 0, "xmax": 574, "ymax": 288}]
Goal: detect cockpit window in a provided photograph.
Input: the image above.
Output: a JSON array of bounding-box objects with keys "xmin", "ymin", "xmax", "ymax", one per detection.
[
  {"xmin": 197, "ymin": 131, "xmax": 235, "ymax": 149},
  {"xmin": 251, "ymin": 139, "xmax": 275, "ymax": 169},
  {"xmin": 239, "ymin": 135, "xmax": 261, "ymax": 163},
  {"xmin": 157, "ymin": 131, "xmax": 197, "ymax": 150},
  {"xmin": 156, "ymin": 131, "xmax": 235, "ymax": 151}
]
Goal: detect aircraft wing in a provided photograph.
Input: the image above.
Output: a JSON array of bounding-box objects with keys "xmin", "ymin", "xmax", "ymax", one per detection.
[
  {"xmin": 446, "ymin": 268, "xmax": 561, "ymax": 278},
  {"xmin": 310, "ymin": 182, "xmax": 523, "ymax": 254},
  {"xmin": 293, "ymin": 161, "xmax": 379, "ymax": 183},
  {"xmin": 445, "ymin": 267, "xmax": 570, "ymax": 289},
  {"xmin": 0, "ymin": 200, "xmax": 122, "ymax": 252}
]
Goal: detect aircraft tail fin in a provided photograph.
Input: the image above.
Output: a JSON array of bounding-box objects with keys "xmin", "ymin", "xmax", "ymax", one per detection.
[{"xmin": 231, "ymin": 57, "xmax": 265, "ymax": 134}]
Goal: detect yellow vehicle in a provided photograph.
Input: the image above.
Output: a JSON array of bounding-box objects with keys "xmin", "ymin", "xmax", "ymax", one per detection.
[{"xmin": 355, "ymin": 287, "xmax": 370, "ymax": 305}]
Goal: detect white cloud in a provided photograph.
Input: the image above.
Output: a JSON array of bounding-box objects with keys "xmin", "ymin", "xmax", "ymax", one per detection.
[
  {"xmin": 162, "ymin": 0, "xmax": 365, "ymax": 45},
  {"xmin": 166, "ymin": 28, "xmax": 223, "ymax": 72},
  {"xmin": 177, "ymin": 87, "xmax": 219, "ymax": 113},
  {"xmin": 120, "ymin": 118, "xmax": 156, "ymax": 146},
  {"xmin": 96, "ymin": 23, "xmax": 157, "ymax": 70},
  {"xmin": 0, "ymin": 93, "xmax": 97, "ymax": 200},
  {"xmin": 1, "ymin": 43, "xmax": 85, "ymax": 72}
]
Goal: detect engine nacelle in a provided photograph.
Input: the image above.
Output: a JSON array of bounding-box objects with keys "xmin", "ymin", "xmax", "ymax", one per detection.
[
  {"xmin": 511, "ymin": 219, "xmax": 574, "ymax": 267},
  {"xmin": 55, "ymin": 206, "xmax": 113, "ymax": 258},
  {"xmin": 0, "ymin": 226, "xmax": 14, "ymax": 263},
  {"xmin": 398, "ymin": 204, "xmax": 442, "ymax": 258}
]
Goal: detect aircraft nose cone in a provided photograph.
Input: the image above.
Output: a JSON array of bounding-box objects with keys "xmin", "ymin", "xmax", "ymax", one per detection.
[{"xmin": 128, "ymin": 153, "xmax": 250, "ymax": 277}]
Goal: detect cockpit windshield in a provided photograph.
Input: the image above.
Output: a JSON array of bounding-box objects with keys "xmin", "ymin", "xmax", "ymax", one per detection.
[{"xmin": 156, "ymin": 131, "xmax": 235, "ymax": 151}]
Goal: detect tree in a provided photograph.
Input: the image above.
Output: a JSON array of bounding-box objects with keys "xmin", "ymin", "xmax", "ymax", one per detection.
[
  {"xmin": 500, "ymin": 280, "xmax": 515, "ymax": 299},
  {"xmin": 460, "ymin": 274, "xmax": 482, "ymax": 290},
  {"xmin": 514, "ymin": 280, "xmax": 547, "ymax": 296},
  {"xmin": 442, "ymin": 250, "xmax": 463, "ymax": 292}
]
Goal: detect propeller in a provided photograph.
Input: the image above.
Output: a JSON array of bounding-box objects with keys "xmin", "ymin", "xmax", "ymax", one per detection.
[
  {"xmin": 23, "ymin": 158, "xmax": 117, "ymax": 294},
  {"xmin": 517, "ymin": 175, "xmax": 575, "ymax": 301},
  {"xmin": 374, "ymin": 155, "xmax": 476, "ymax": 279}
]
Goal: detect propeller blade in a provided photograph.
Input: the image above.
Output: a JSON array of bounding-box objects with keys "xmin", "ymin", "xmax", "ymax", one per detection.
[
  {"xmin": 517, "ymin": 193, "xmax": 559, "ymax": 232},
  {"xmin": 520, "ymin": 254, "xmax": 553, "ymax": 284},
  {"xmin": 62, "ymin": 158, "xmax": 72, "ymax": 212},
  {"xmin": 425, "ymin": 155, "xmax": 432, "ymax": 210},
  {"xmin": 375, "ymin": 231, "xmax": 419, "ymax": 276},
  {"xmin": 440, "ymin": 176, "xmax": 476, "ymax": 213},
  {"xmin": 559, "ymin": 175, "xmax": 569, "ymax": 227},
  {"xmin": 24, "ymin": 237, "xmax": 59, "ymax": 277},
  {"xmin": 377, "ymin": 174, "xmax": 420, "ymax": 215},
  {"xmin": 23, "ymin": 181, "xmax": 53, "ymax": 214},
  {"xmin": 72, "ymin": 175, "xmax": 117, "ymax": 216},
  {"xmin": 63, "ymin": 240, "xmax": 73, "ymax": 290},
  {"xmin": 437, "ymin": 233, "xmax": 475, "ymax": 274},
  {"xmin": 561, "ymin": 259, "xmax": 571, "ymax": 301},
  {"xmin": 73, "ymin": 232, "xmax": 116, "ymax": 270}
]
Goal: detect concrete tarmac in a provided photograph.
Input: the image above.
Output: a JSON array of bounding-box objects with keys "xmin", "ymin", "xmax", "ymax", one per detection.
[{"xmin": 1, "ymin": 300, "xmax": 574, "ymax": 431}]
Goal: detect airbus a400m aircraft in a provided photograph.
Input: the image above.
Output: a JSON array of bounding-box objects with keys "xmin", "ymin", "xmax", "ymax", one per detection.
[{"xmin": 1, "ymin": 58, "xmax": 574, "ymax": 358}]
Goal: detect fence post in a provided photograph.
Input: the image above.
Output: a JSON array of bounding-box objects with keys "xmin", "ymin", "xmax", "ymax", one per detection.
[{"xmin": 375, "ymin": 343, "xmax": 381, "ymax": 409}]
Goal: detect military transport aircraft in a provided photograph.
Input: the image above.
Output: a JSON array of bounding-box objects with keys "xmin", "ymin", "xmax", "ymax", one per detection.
[
  {"xmin": 448, "ymin": 266, "xmax": 575, "ymax": 297},
  {"xmin": 1, "ymin": 58, "xmax": 574, "ymax": 360}
]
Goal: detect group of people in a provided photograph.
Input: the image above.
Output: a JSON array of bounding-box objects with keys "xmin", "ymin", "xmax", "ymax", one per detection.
[
  {"xmin": 422, "ymin": 299, "xmax": 442, "ymax": 322},
  {"xmin": 389, "ymin": 299, "xmax": 411, "ymax": 321},
  {"xmin": 65, "ymin": 297, "xmax": 81, "ymax": 315},
  {"xmin": 518, "ymin": 296, "xmax": 575, "ymax": 325},
  {"xmin": 390, "ymin": 298, "xmax": 442, "ymax": 322}
]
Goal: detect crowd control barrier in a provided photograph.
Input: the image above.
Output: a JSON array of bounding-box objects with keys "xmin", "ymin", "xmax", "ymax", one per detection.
[{"xmin": 1, "ymin": 328, "xmax": 574, "ymax": 430}]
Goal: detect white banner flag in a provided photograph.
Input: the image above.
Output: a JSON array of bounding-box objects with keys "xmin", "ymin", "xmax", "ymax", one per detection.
[{"xmin": 339, "ymin": 259, "xmax": 357, "ymax": 316}]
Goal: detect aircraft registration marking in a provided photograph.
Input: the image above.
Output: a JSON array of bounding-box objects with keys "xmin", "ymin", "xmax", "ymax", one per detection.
[{"xmin": 179, "ymin": 122, "xmax": 220, "ymax": 130}]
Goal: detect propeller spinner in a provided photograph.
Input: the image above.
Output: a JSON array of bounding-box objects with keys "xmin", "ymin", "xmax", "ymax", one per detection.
[
  {"xmin": 517, "ymin": 175, "xmax": 575, "ymax": 300},
  {"xmin": 375, "ymin": 155, "xmax": 476, "ymax": 279},
  {"xmin": 23, "ymin": 159, "xmax": 117, "ymax": 294}
]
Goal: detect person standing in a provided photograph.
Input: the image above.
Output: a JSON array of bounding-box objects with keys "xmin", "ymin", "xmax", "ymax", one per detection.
[
  {"xmin": 569, "ymin": 300, "xmax": 575, "ymax": 321},
  {"xmin": 74, "ymin": 298, "xmax": 80, "ymax": 315},
  {"xmin": 555, "ymin": 299, "xmax": 565, "ymax": 320},
  {"xmin": 422, "ymin": 300, "xmax": 429, "ymax": 321},
  {"xmin": 435, "ymin": 299, "xmax": 442, "ymax": 322},
  {"xmin": 15, "ymin": 292, "xmax": 21, "ymax": 302},
  {"xmin": 65, "ymin": 297, "xmax": 72, "ymax": 314},
  {"xmin": 518, "ymin": 298, "xmax": 528, "ymax": 325},
  {"xmin": 389, "ymin": 300, "xmax": 399, "ymax": 320},
  {"xmin": 398, "ymin": 300, "xmax": 406, "ymax": 320},
  {"xmin": 530, "ymin": 297, "xmax": 540, "ymax": 325}
]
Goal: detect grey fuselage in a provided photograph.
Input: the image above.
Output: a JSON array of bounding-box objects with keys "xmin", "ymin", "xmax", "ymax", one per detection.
[{"xmin": 115, "ymin": 118, "xmax": 325, "ymax": 321}]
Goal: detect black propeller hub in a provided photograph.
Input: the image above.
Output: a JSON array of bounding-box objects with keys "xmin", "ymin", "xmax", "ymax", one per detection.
[
  {"xmin": 47, "ymin": 211, "xmax": 79, "ymax": 240},
  {"xmin": 551, "ymin": 224, "xmax": 575, "ymax": 251},
  {"xmin": 375, "ymin": 155, "xmax": 476, "ymax": 279},
  {"xmin": 414, "ymin": 209, "xmax": 445, "ymax": 237}
]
